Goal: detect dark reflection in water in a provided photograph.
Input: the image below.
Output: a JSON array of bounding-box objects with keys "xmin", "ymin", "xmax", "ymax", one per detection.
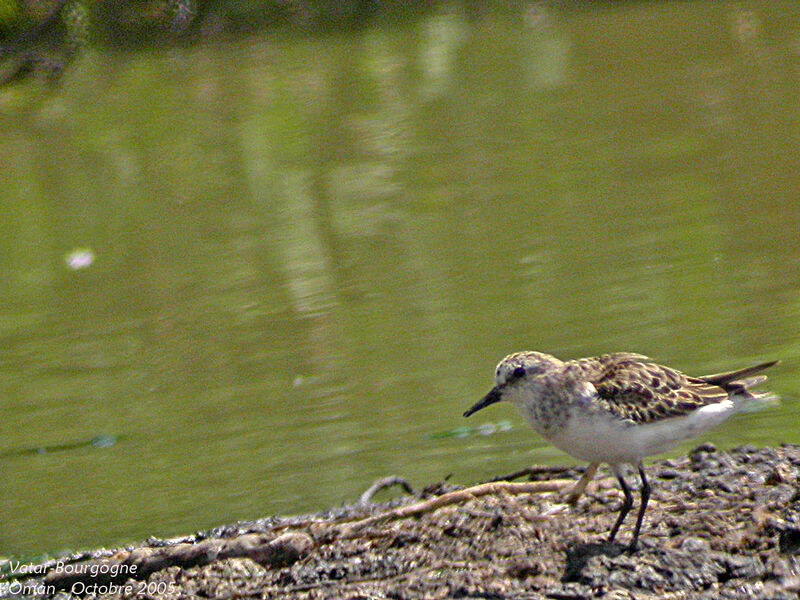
[{"xmin": 1, "ymin": 1, "xmax": 799, "ymax": 556}]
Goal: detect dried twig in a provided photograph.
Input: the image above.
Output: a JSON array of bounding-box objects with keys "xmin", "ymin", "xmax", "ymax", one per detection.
[
  {"xmin": 359, "ymin": 476, "xmax": 414, "ymax": 505},
  {"xmin": 564, "ymin": 462, "xmax": 599, "ymax": 505},
  {"xmin": 337, "ymin": 479, "xmax": 575, "ymax": 538},
  {"xmin": 490, "ymin": 465, "xmax": 578, "ymax": 483}
]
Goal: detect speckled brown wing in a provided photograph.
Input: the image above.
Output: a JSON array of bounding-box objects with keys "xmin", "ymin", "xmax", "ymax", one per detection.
[{"xmin": 585, "ymin": 356, "xmax": 730, "ymax": 425}]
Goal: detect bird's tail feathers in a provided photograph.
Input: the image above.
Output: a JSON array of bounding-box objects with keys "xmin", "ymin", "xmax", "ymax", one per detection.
[{"xmin": 699, "ymin": 360, "xmax": 778, "ymax": 389}]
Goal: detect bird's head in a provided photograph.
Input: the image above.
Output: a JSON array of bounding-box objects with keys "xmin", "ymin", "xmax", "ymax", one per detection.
[{"xmin": 463, "ymin": 351, "xmax": 563, "ymax": 417}]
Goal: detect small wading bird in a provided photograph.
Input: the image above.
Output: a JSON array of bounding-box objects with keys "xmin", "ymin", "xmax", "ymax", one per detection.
[{"xmin": 463, "ymin": 351, "xmax": 778, "ymax": 551}]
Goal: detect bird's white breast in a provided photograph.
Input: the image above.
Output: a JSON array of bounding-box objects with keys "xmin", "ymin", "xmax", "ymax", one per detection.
[{"xmin": 532, "ymin": 397, "xmax": 742, "ymax": 465}]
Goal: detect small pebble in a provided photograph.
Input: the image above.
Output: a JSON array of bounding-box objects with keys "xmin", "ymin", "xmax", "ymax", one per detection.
[
  {"xmin": 658, "ymin": 468, "xmax": 681, "ymax": 479},
  {"xmin": 692, "ymin": 442, "xmax": 717, "ymax": 454},
  {"xmin": 680, "ymin": 536, "xmax": 711, "ymax": 553}
]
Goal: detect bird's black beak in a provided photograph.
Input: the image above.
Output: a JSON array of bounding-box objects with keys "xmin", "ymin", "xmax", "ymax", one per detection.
[{"xmin": 463, "ymin": 385, "xmax": 503, "ymax": 417}]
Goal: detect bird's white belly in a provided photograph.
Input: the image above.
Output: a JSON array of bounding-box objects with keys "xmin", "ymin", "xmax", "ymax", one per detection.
[{"xmin": 534, "ymin": 399, "xmax": 741, "ymax": 465}]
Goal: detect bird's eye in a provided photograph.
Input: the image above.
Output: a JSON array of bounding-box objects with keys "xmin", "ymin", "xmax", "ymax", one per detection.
[{"xmin": 512, "ymin": 366, "xmax": 526, "ymax": 379}]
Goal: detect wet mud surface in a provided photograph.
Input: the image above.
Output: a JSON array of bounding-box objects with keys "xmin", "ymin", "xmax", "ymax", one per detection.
[{"xmin": 7, "ymin": 444, "xmax": 800, "ymax": 599}]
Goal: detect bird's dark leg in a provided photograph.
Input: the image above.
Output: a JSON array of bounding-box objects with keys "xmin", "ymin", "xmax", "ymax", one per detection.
[
  {"xmin": 607, "ymin": 467, "xmax": 634, "ymax": 545},
  {"xmin": 628, "ymin": 463, "xmax": 650, "ymax": 552}
]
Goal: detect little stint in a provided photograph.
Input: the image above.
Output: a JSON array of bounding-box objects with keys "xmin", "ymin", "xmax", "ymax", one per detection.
[{"xmin": 464, "ymin": 351, "xmax": 778, "ymax": 550}]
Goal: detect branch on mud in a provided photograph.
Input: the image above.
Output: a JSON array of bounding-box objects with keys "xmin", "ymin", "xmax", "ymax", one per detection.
[
  {"xmin": 44, "ymin": 532, "xmax": 313, "ymax": 592},
  {"xmin": 335, "ymin": 479, "xmax": 577, "ymax": 538}
]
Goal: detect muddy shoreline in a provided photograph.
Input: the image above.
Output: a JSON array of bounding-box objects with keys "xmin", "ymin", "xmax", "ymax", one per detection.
[{"xmin": 4, "ymin": 444, "xmax": 800, "ymax": 599}]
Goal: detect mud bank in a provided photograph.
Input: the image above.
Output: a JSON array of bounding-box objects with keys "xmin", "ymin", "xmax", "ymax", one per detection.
[{"xmin": 6, "ymin": 444, "xmax": 800, "ymax": 599}]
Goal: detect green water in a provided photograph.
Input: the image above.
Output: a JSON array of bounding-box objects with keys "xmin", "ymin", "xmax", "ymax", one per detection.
[{"xmin": 2, "ymin": 2, "xmax": 800, "ymax": 556}]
